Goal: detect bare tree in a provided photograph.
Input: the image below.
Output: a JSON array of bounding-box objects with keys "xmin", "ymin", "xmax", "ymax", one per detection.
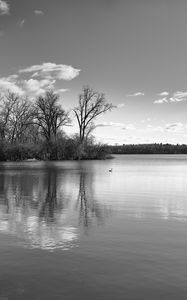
[
  {"xmin": 0, "ymin": 92, "xmax": 18, "ymax": 141},
  {"xmin": 33, "ymin": 90, "xmax": 70, "ymax": 143},
  {"xmin": 0, "ymin": 92, "xmax": 32, "ymax": 143},
  {"xmin": 73, "ymin": 86, "xmax": 114, "ymax": 158}
]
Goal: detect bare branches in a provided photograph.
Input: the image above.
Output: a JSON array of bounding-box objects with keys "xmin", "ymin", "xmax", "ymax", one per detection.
[
  {"xmin": 73, "ymin": 86, "xmax": 114, "ymax": 144},
  {"xmin": 0, "ymin": 92, "xmax": 33, "ymax": 143},
  {"xmin": 33, "ymin": 90, "xmax": 70, "ymax": 143}
]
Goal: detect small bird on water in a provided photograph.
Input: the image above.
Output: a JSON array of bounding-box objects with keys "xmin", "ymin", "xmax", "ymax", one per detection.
[{"xmin": 109, "ymin": 168, "xmax": 113, "ymax": 172}]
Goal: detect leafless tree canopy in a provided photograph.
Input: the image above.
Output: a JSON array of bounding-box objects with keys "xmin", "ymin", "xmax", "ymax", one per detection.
[
  {"xmin": 0, "ymin": 92, "xmax": 32, "ymax": 143},
  {"xmin": 73, "ymin": 86, "xmax": 114, "ymax": 144},
  {"xmin": 33, "ymin": 90, "xmax": 70, "ymax": 143}
]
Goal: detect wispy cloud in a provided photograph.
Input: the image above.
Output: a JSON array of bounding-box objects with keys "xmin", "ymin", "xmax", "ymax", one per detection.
[
  {"xmin": 116, "ymin": 103, "xmax": 125, "ymax": 108},
  {"xmin": 57, "ymin": 88, "xmax": 69, "ymax": 93},
  {"xmin": 0, "ymin": 0, "xmax": 9, "ymax": 15},
  {"xmin": 154, "ymin": 91, "xmax": 187, "ymax": 104},
  {"xmin": 18, "ymin": 19, "xmax": 25, "ymax": 28},
  {"xmin": 165, "ymin": 122, "xmax": 187, "ymax": 132},
  {"xmin": 34, "ymin": 10, "xmax": 44, "ymax": 16},
  {"xmin": 127, "ymin": 92, "xmax": 144, "ymax": 97},
  {"xmin": 158, "ymin": 91, "xmax": 169, "ymax": 96},
  {"xmin": 96, "ymin": 122, "xmax": 125, "ymax": 128},
  {"xmin": 96, "ymin": 122, "xmax": 135, "ymax": 130},
  {"xmin": 154, "ymin": 97, "xmax": 168, "ymax": 104},
  {"xmin": 170, "ymin": 91, "xmax": 187, "ymax": 102},
  {"xmin": 19, "ymin": 62, "xmax": 81, "ymax": 81}
]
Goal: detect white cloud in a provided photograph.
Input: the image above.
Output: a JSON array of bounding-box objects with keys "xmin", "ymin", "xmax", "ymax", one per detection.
[
  {"xmin": 96, "ymin": 122, "xmax": 135, "ymax": 130},
  {"xmin": 0, "ymin": 0, "xmax": 9, "ymax": 15},
  {"xmin": 34, "ymin": 10, "xmax": 44, "ymax": 15},
  {"xmin": 154, "ymin": 91, "xmax": 187, "ymax": 104},
  {"xmin": 0, "ymin": 77, "xmax": 24, "ymax": 95},
  {"xmin": 57, "ymin": 88, "xmax": 69, "ymax": 93},
  {"xmin": 96, "ymin": 122, "xmax": 125, "ymax": 128},
  {"xmin": 165, "ymin": 122, "xmax": 187, "ymax": 132},
  {"xmin": 127, "ymin": 92, "xmax": 144, "ymax": 97},
  {"xmin": 171, "ymin": 91, "xmax": 187, "ymax": 102},
  {"xmin": 159, "ymin": 91, "xmax": 169, "ymax": 96},
  {"xmin": 0, "ymin": 62, "xmax": 80, "ymax": 97},
  {"xmin": 116, "ymin": 103, "xmax": 125, "ymax": 108},
  {"xmin": 19, "ymin": 62, "xmax": 81, "ymax": 81},
  {"xmin": 23, "ymin": 78, "xmax": 55, "ymax": 96},
  {"xmin": 122, "ymin": 124, "xmax": 135, "ymax": 130},
  {"xmin": 154, "ymin": 97, "xmax": 168, "ymax": 104}
]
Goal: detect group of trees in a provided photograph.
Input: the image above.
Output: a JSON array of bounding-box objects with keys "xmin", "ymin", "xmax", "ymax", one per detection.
[
  {"xmin": 109, "ymin": 143, "xmax": 187, "ymax": 154},
  {"xmin": 0, "ymin": 86, "xmax": 113, "ymax": 161}
]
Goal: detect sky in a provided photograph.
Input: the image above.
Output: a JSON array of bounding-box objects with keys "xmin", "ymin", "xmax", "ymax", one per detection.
[{"xmin": 1, "ymin": 0, "xmax": 187, "ymax": 144}]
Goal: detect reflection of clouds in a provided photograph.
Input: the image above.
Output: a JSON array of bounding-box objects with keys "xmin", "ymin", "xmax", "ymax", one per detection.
[
  {"xmin": 0, "ymin": 164, "xmax": 110, "ymax": 251},
  {"xmin": 25, "ymin": 216, "xmax": 78, "ymax": 251},
  {"xmin": 157, "ymin": 197, "xmax": 187, "ymax": 221},
  {"xmin": 0, "ymin": 211, "xmax": 78, "ymax": 251},
  {"xmin": 0, "ymin": 169, "xmax": 80, "ymax": 251}
]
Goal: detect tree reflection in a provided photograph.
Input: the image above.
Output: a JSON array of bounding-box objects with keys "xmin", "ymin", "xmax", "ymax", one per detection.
[
  {"xmin": 76, "ymin": 172, "xmax": 110, "ymax": 230},
  {"xmin": 0, "ymin": 166, "xmax": 78, "ymax": 251},
  {"xmin": 38, "ymin": 169, "xmax": 58, "ymax": 221}
]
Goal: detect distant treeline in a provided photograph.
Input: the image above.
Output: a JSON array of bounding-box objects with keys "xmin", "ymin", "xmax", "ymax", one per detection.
[
  {"xmin": 0, "ymin": 87, "xmax": 113, "ymax": 161},
  {"xmin": 109, "ymin": 143, "xmax": 187, "ymax": 154}
]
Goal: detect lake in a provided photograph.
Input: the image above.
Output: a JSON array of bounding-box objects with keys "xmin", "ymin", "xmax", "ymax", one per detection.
[{"xmin": 0, "ymin": 155, "xmax": 187, "ymax": 299}]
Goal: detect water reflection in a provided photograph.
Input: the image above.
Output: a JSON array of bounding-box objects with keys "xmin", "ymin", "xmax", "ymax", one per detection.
[
  {"xmin": 0, "ymin": 164, "xmax": 110, "ymax": 251},
  {"xmin": 76, "ymin": 173, "xmax": 110, "ymax": 230},
  {"xmin": 0, "ymin": 156, "xmax": 187, "ymax": 253}
]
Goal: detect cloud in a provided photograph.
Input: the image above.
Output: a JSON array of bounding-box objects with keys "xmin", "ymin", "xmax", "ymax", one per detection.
[
  {"xmin": 19, "ymin": 62, "xmax": 81, "ymax": 81},
  {"xmin": 127, "ymin": 92, "xmax": 144, "ymax": 97},
  {"xmin": 23, "ymin": 78, "xmax": 56, "ymax": 96},
  {"xmin": 154, "ymin": 91, "xmax": 187, "ymax": 104},
  {"xmin": 116, "ymin": 103, "xmax": 125, "ymax": 108},
  {"xmin": 96, "ymin": 122, "xmax": 125, "ymax": 128},
  {"xmin": 165, "ymin": 122, "xmax": 187, "ymax": 132},
  {"xmin": 171, "ymin": 91, "xmax": 187, "ymax": 102},
  {"xmin": 159, "ymin": 91, "xmax": 169, "ymax": 96},
  {"xmin": 18, "ymin": 19, "xmax": 25, "ymax": 27},
  {"xmin": 154, "ymin": 97, "xmax": 168, "ymax": 104},
  {"xmin": 0, "ymin": 75, "xmax": 69, "ymax": 97},
  {"xmin": 0, "ymin": 30, "xmax": 4, "ymax": 37},
  {"xmin": 0, "ymin": 77, "xmax": 24, "ymax": 95},
  {"xmin": 96, "ymin": 122, "xmax": 135, "ymax": 130},
  {"xmin": 0, "ymin": 0, "xmax": 9, "ymax": 15},
  {"xmin": 0, "ymin": 62, "xmax": 78, "ymax": 97},
  {"xmin": 34, "ymin": 10, "xmax": 44, "ymax": 15},
  {"xmin": 57, "ymin": 88, "xmax": 69, "ymax": 93},
  {"xmin": 122, "ymin": 124, "xmax": 135, "ymax": 130}
]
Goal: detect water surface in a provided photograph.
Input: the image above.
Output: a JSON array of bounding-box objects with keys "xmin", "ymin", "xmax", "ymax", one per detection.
[{"xmin": 0, "ymin": 155, "xmax": 187, "ymax": 299}]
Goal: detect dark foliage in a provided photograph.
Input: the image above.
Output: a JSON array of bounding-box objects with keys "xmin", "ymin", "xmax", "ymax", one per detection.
[{"xmin": 109, "ymin": 143, "xmax": 187, "ymax": 154}]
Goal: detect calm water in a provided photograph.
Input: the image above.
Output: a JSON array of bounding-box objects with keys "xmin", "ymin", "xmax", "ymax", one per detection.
[{"xmin": 0, "ymin": 155, "xmax": 187, "ymax": 299}]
